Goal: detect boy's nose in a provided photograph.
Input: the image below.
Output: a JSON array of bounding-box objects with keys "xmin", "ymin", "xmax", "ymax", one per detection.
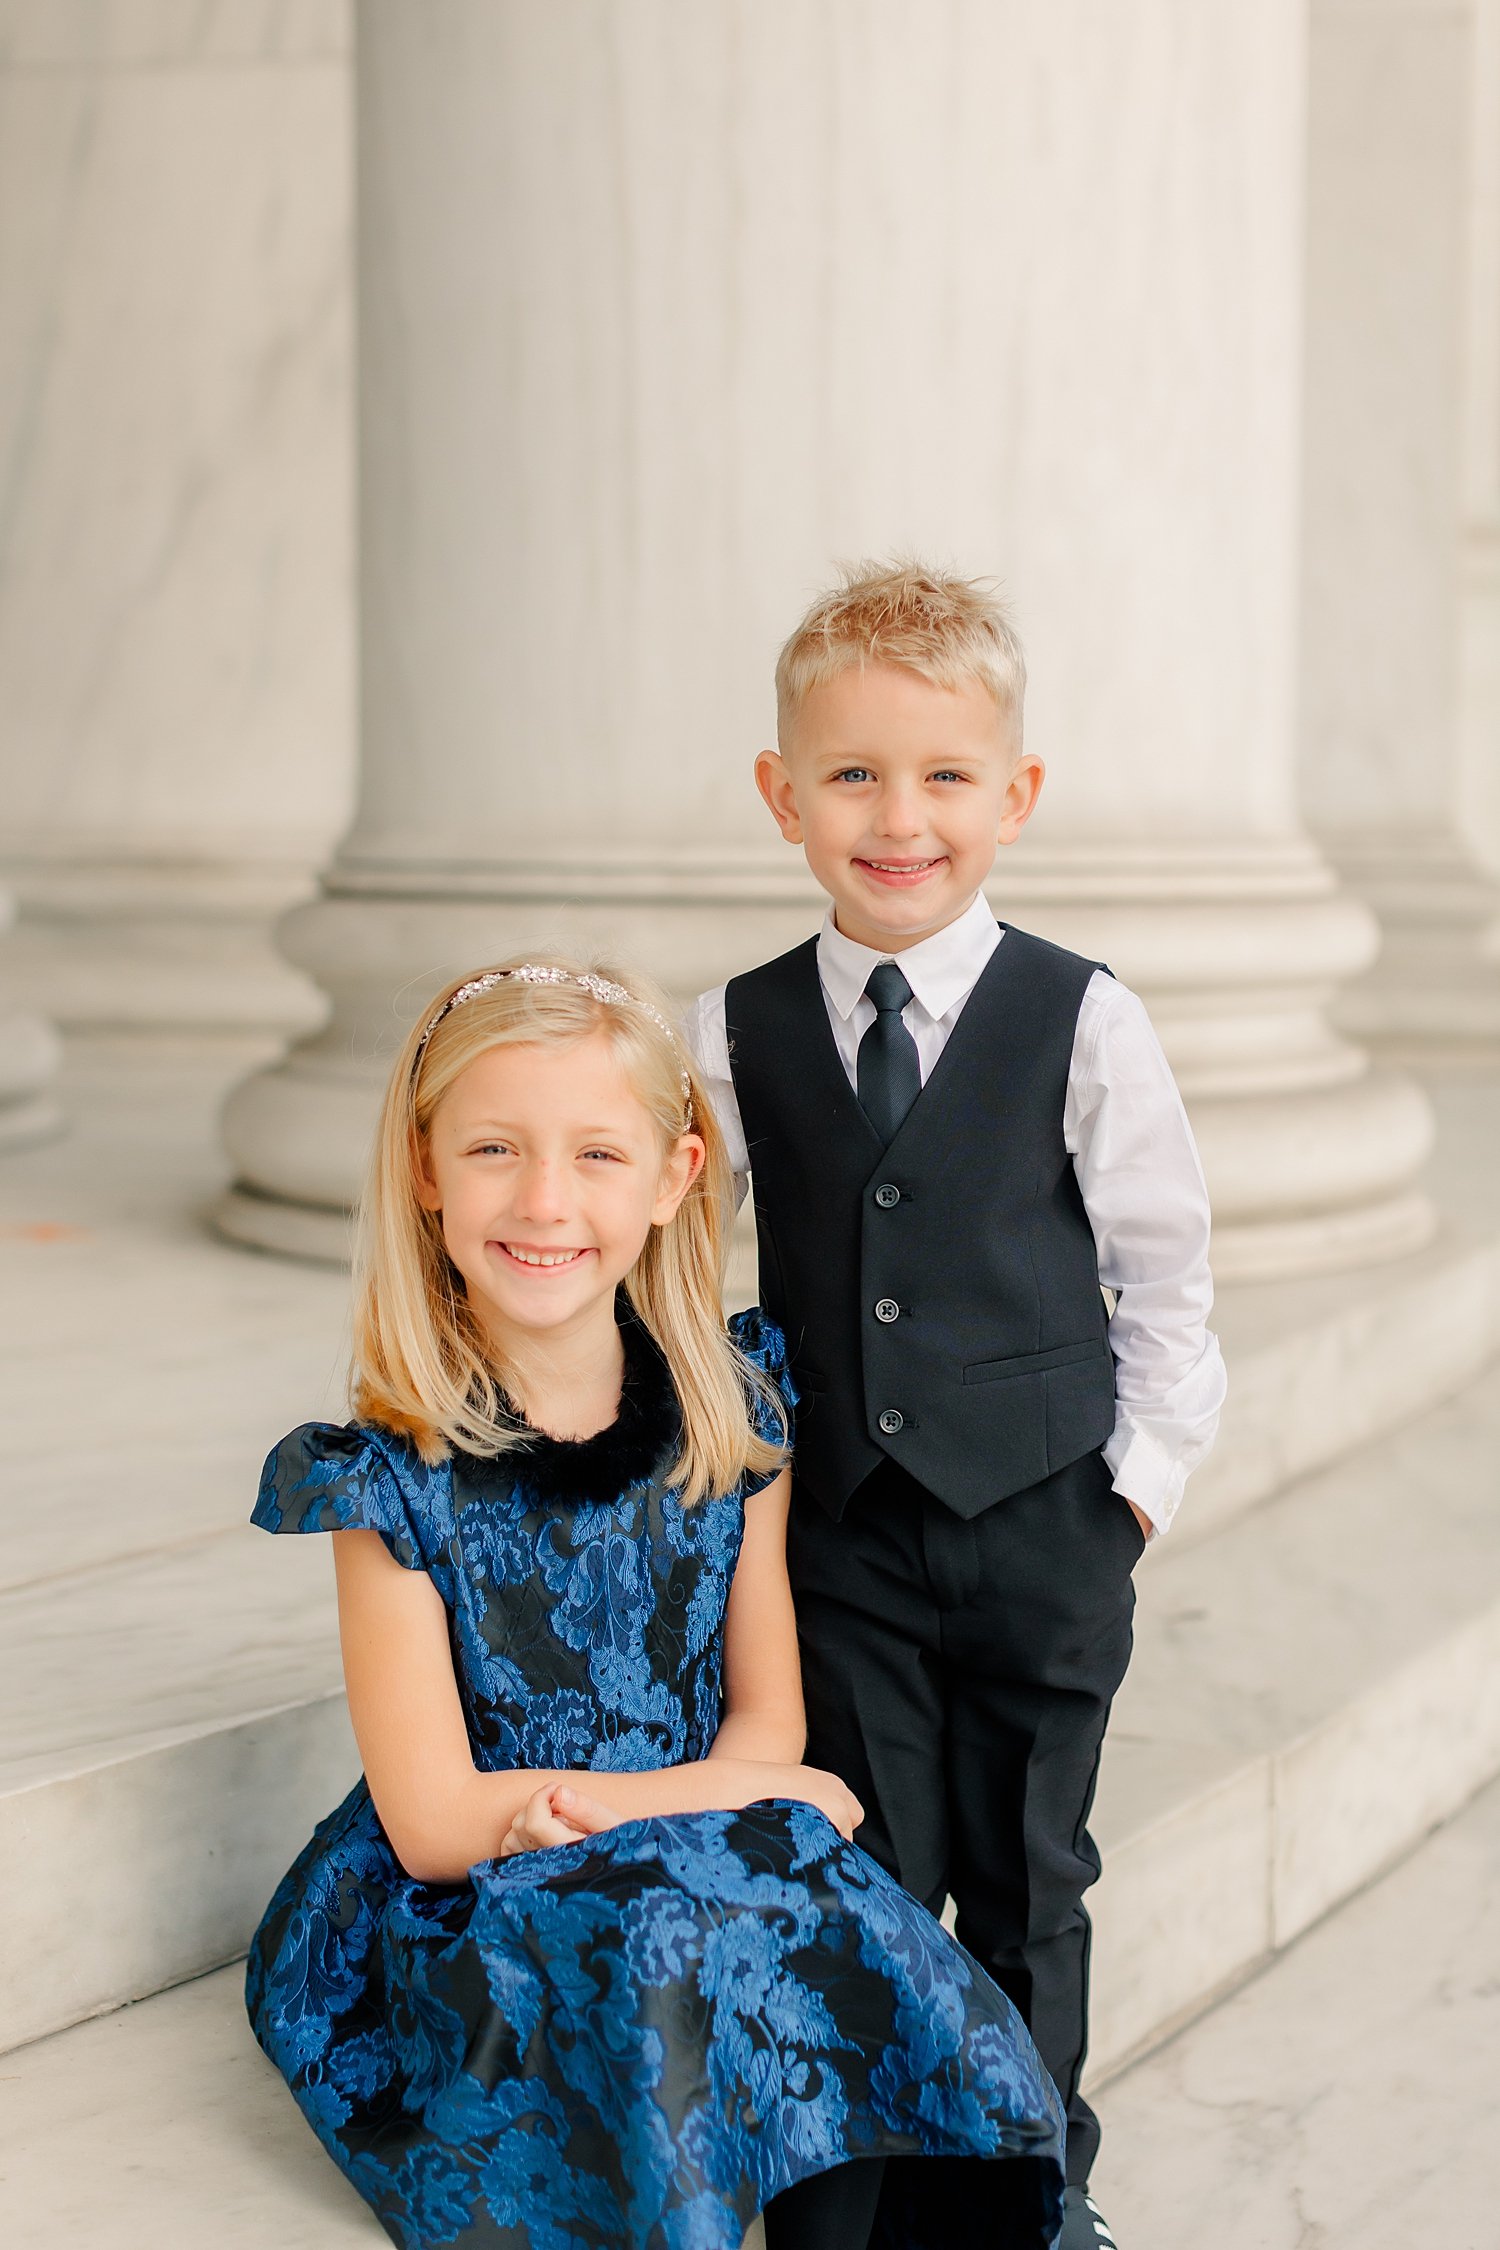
[{"xmin": 872, "ymin": 788, "xmax": 926, "ymax": 840}]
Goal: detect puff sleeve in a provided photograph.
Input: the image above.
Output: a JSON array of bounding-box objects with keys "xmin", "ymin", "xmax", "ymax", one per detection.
[
  {"xmin": 728, "ymin": 1306, "xmax": 798, "ymax": 1498},
  {"xmin": 252, "ymin": 1422, "xmax": 437, "ymax": 1572}
]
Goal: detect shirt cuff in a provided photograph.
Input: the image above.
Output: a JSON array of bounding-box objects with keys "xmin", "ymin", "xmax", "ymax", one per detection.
[{"xmin": 1101, "ymin": 1422, "xmax": 1187, "ymax": 1540}]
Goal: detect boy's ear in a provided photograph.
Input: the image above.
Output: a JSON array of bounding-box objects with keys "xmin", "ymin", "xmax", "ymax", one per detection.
[
  {"xmin": 754, "ymin": 749, "xmax": 805, "ymax": 844},
  {"xmin": 997, "ymin": 753, "xmax": 1045, "ymax": 846}
]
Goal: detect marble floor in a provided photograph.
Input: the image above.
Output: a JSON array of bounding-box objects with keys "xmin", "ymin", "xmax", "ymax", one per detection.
[
  {"xmin": 0, "ymin": 1034, "xmax": 349, "ymax": 1595},
  {"xmin": 2, "ymin": 1770, "xmax": 1497, "ymax": 2246},
  {"xmin": 1090, "ymin": 1770, "xmax": 1500, "ymax": 2250}
]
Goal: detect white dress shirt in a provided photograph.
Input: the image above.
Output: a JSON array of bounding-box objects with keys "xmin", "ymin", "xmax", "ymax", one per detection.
[{"xmin": 682, "ymin": 891, "xmax": 1226, "ymax": 1536}]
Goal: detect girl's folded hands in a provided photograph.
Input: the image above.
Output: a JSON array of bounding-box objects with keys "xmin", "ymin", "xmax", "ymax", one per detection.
[{"xmin": 498, "ymin": 1763, "xmax": 865, "ymax": 1857}]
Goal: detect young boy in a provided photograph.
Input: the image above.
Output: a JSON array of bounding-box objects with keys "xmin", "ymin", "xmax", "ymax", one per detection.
[{"xmin": 686, "ymin": 562, "xmax": 1225, "ymax": 2250}]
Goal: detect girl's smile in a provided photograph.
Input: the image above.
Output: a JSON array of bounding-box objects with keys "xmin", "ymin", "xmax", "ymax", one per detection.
[{"xmin": 492, "ymin": 1242, "xmax": 594, "ymax": 1269}]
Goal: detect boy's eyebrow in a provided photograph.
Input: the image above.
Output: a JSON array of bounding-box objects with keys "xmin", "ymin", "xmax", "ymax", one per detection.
[{"xmin": 807, "ymin": 748, "xmax": 994, "ymax": 769}]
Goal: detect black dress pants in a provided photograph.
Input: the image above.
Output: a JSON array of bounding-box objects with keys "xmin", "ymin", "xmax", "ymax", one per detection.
[
  {"xmin": 787, "ymin": 1446, "xmax": 1142, "ymax": 2191},
  {"xmin": 762, "ymin": 2158, "xmax": 887, "ymax": 2250},
  {"xmin": 762, "ymin": 2147, "xmax": 1054, "ymax": 2250}
]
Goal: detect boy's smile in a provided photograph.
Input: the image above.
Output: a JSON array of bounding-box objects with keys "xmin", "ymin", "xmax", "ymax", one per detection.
[
  {"xmin": 755, "ymin": 662, "xmax": 1044, "ymax": 952},
  {"xmin": 857, "ymin": 854, "xmax": 946, "ymax": 886}
]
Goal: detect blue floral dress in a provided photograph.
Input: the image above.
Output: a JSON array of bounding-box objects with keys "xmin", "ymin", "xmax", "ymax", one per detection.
[{"xmin": 247, "ymin": 1310, "xmax": 1065, "ymax": 2249}]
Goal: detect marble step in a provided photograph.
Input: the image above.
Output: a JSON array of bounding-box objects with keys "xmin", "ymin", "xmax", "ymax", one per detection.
[
  {"xmin": 0, "ymin": 1960, "xmax": 774, "ymax": 2250},
  {"xmin": 5, "ymin": 1765, "xmax": 1499, "ymax": 2250},
  {"xmin": 6, "ymin": 1352, "xmax": 1500, "ymax": 2068},
  {"xmin": 0, "ymin": 1966, "xmax": 385, "ymax": 2249},
  {"xmin": 1189, "ymin": 1197, "xmax": 1500, "ymax": 1547},
  {"xmin": 0, "ymin": 1527, "xmax": 354, "ymax": 2054},
  {"xmin": 1089, "ymin": 1769, "xmax": 1500, "ymax": 2250},
  {"xmin": 1087, "ymin": 1351, "xmax": 1500, "ymax": 2077}
]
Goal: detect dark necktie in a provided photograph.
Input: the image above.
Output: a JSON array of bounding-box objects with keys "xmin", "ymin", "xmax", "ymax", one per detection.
[{"xmin": 856, "ymin": 962, "xmax": 921, "ymax": 1145}]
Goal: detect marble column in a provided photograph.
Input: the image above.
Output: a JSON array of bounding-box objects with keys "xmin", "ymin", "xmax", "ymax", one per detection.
[
  {"xmin": 218, "ymin": 0, "xmax": 1434, "ymax": 1281},
  {"xmin": 0, "ymin": 1, "xmax": 355, "ymax": 1036},
  {"xmin": 1455, "ymin": 1, "xmax": 1500, "ymax": 903},
  {"xmin": 1301, "ymin": 0, "xmax": 1500, "ymax": 1048}
]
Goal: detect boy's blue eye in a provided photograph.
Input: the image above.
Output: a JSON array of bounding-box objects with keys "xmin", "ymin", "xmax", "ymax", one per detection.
[
  {"xmin": 831, "ymin": 767, "xmax": 874, "ymax": 784},
  {"xmin": 930, "ymin": 769, "xmax": 968, "ymax": 784}
]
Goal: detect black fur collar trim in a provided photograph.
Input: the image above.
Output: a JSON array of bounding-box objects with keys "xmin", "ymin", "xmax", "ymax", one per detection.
[{"xmin": 502, "ymin": 1317, "xmax": 681, "ymax": 1503}]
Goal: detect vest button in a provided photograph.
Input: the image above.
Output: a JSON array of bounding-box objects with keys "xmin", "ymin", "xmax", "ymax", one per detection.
[
  {"xmin": 877, "ymin": 1407, "xmax": 904, "ymax": 1435},
  {"xmin": 874, "ymin": 1182, "xmax": 900, "ymax": 1208},
  {"xmin": 874, "ymin": 1298, "xmax": 900, "ymax": 1323}
]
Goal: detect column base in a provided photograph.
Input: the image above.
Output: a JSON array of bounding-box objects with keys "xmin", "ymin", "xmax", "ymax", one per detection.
[
  {"xmin": 0, "ymin": 878, "xmax": 65, "ymax": 1151},
  {"xmin": 0, "ymin": 857, "xmax": 331, "ymax": 1038},
  {"xmin": 1208, "ymin": 1186, "xmax": 1433, "ymax": 1282},
  {"xmin": 987, "ymin": 846, "xmax": 1438, "ymax": 1282},
  {"xmin": 211, "ymin": 1183, "xmax": 352, "ymax": 1266},
  {"xmin": 0, "ymin": 1086, "xmax": 64, "ymax": 1154},
  {"xmin": 214, "ymin": 840, "xmax": 1437, "ymax": 1284},
  {"xmin": 1324, "ymin": 833, "xmax": 1500, "ymax": 1051}
]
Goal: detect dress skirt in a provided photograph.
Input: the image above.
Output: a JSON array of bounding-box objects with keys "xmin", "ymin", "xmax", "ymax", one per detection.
[{"xmin": 248, "ymin": 1782, "xmax": 1065, "ymax": 2249}]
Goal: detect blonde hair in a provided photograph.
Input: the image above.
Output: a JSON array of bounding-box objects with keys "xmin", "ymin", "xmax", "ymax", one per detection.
[
  {"xmin": 351, "ymin": 953, "xmax": 785, "ymax": 1503},
  {"xmin": 775, "ymin": 557, "xmax": 1026, "ymax": 751}
]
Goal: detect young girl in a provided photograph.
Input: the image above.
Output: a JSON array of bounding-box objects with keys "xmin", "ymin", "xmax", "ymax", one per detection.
[{"xmin": 247, "ymin": 955, "xmax": 1064, "ymax": 2250}]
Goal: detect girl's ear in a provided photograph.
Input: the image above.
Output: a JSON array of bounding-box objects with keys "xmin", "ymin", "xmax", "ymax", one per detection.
[
  {"xmin": 652, "ymin": 1132, "xmax": 707, "ymax": 1226},
  {"xmin": 413, "ymin": 1135, "xmax": 443, "ymax": 1213}
]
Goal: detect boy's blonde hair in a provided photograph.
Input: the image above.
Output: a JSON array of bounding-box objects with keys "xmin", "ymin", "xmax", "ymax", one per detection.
[
  {"xmin": 351, "ymin": 953, "xmax": 785, "ymax": 1503},
  {"xmin": 775, "ymin": 558, "xmax": 1026, "ymax": 751}
]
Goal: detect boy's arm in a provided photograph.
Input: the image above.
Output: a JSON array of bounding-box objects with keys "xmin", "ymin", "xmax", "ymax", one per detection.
[
  {"xmin": 680, "ymin": 985, "xmax": 751, "ymax": 1209},
  {"xmin": 1068, "ymin": 975, "xmax": 1227, "ymax": 1540}
]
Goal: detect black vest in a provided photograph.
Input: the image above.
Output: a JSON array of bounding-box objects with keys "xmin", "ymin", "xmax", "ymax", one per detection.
[{"xmin": 725, "ymin": 925, "xmax": 1116, "ymax": 1519}]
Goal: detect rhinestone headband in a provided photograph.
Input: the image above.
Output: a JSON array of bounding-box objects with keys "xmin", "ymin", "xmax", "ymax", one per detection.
[{"xmin": 413, "ymin": 965, "xmax": 692, "ymax": 1102}]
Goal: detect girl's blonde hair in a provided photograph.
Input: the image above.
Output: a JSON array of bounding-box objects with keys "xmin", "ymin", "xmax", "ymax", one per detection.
[{"xmin": 351, "ymin": 953, "xmax": 785, "ymax": 1503}]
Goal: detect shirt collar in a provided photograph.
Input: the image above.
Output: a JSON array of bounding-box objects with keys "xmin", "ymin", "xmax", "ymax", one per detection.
[{"xmin": 816, "ymin": 892, "xmax": 1002, "ymax": 1021}]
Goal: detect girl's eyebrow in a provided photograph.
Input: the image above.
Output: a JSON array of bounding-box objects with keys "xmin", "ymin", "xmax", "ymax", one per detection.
[{"xmin": 458, "ymin": 1119, "xmax": 635, "ymax": 1137}]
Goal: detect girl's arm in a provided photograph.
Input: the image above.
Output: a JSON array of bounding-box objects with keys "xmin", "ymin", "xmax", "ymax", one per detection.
[
  {"xmin": 333, "ymin": 1484, "xmax": 856, "ymax": 1883},
  {"xmin": 707, "ymin": 1465, "xmax": 807, "ymax": 1765}
]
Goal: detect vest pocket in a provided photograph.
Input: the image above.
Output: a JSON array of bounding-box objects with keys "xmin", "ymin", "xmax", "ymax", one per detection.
[{"xmin": 961, "ymin": 1340, "xmax": 1107, "ymax": 1385}]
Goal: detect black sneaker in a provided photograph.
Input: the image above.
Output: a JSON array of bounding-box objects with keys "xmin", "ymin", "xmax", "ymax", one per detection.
[{"xmin": 1058, "ymin": 2184, "xmax": 1118, "ymax": 2250}]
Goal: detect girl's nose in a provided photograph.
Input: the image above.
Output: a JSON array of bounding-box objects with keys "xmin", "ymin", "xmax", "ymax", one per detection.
[{"xmin": 511, "ymin": 1159, "xmax": 571, "ymax": 1223}]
